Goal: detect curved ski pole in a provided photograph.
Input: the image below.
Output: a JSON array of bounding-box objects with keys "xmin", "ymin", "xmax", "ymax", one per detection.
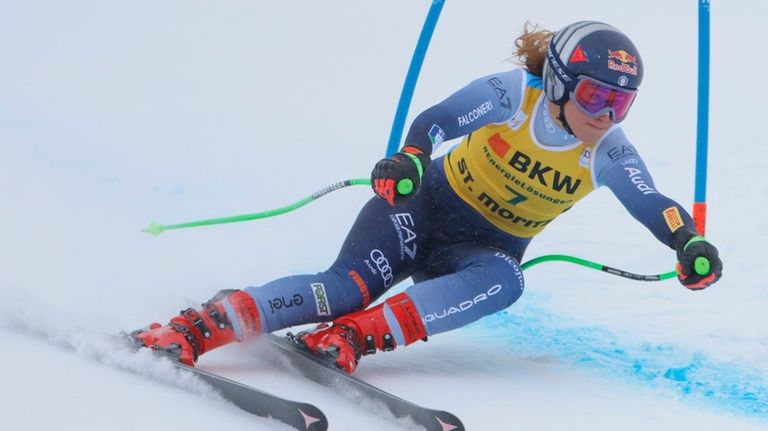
[
  {"xmin": 142, "ymin": 178, "xmax": 371, "ymax": 236},
  {"xmin": 521, "ymin": 254, "xmax": 677, "ymax": 281}
]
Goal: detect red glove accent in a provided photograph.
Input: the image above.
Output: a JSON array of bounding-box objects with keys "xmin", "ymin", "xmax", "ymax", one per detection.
[
  {"xmin": 370, "ymin": 145, "xmax": 431, "ymax": 206},
  {"xmin": 373, "ymin": 178, "xmax": 397, "ymax": 206},
  {"xmin": 676, "ymin": 263, "xmax": 717, "ymax": 291}
]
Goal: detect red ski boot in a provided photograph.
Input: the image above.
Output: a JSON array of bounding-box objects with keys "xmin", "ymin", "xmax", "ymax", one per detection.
[
  {"xmin": 298, "ymin": 292, "xmax": 427, "ymax": 373},
  {"xmin": 129, "ymin": 289, "xmax": 261, "ymax": 366}
]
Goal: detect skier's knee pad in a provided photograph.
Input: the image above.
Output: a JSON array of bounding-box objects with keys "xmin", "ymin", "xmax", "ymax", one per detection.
[
  {"xmin": 406, "ymin": 250, "xmax": 524, "ymax": 335},
  {"xmin": 453, "ymin": 250, "xmax": 525, "ymax": 312},
  {"xmin": 481, "ymin": 250, "xmax": 525, "ymax": 308}
]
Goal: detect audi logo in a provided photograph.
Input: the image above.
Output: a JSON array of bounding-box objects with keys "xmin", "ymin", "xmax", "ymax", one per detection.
[{"xmin": 370, "ymin": 249, "xmax": 393, "ymax": 287}]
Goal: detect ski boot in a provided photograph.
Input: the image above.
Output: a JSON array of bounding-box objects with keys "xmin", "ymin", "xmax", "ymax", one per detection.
[
  {"xmin": 296, "ymin": 292, "xmax": 427, "ymax": 373},
  {"xmin": 128, "ymin": 289, "xmax": 261, "ymax": 366}
]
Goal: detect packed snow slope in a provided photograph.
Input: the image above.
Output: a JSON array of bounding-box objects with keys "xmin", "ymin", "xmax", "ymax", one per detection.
[{"xmin": 2, "ymin": 1, "xmax": 766, "ymax": 430}]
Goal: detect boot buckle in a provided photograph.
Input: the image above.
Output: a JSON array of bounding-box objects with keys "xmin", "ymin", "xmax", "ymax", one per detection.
[
  {"xmin": 363, "ymin": 334, "xmax": 376, "ymax": 355},
  {"xmin": 381, "ymin": 333, "xmax": 395, "ymax": 352},
  {"xmin": 203, "ymin": 302, "xmax": 229, "ymax": 330},
  {"xmin": 181, "ymin": 308, "xmax": 211, "ymax": 339}
]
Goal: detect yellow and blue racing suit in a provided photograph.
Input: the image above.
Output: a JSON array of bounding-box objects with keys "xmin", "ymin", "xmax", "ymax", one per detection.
[{"xmin": 232, "ymin": 69, "xmax": 696, "ymax": 345}]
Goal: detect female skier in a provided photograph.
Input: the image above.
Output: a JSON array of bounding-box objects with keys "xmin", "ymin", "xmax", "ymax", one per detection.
[{"xmin": 132, "ymin": 21, "xmax": 723, "ymax": 373}]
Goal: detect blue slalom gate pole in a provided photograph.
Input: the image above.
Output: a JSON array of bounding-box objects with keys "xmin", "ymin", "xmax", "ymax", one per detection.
[
  {"xmin": 385, "ymin": 0, "xmax": 446, "ymax": 157},
  {"xmin": 693, "ymin": 0, "xmax": 710, "ymax": 235}
]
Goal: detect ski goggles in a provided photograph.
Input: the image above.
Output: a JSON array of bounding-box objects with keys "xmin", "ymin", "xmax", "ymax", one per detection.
[{"xmin": 571, "ymin": 76, "xmax": 637, "ymax": 123}]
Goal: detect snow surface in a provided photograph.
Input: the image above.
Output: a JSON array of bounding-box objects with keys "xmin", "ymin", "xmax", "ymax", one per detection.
[{"xmin": 2, "ymin": 1, "xmax": 767, "ymax": 430}]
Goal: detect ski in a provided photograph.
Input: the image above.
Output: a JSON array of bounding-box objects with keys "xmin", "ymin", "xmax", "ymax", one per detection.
[
  {"xmin": 261, "ymin": 333, "xmax": 465, "ymax": 431},
  {"xmin": 120, "ymin": 330, "xmax": 329, "ymax": 431},
  {"xmin": 171, "ymin": 361, "xmax": 329, "ymax": 431},
  {"xmin": 9, "ymin": 325, "xmax": 329, "ymax": 431}
]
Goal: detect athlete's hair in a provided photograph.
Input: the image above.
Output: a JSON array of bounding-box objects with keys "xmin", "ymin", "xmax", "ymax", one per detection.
[{"xmin": 510, "ymin": 22, "xmax": 553, "ymax": 77}]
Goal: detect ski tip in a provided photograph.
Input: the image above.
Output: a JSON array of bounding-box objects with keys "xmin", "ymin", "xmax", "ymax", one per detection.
[
  {"xmin": 298, "ymin": 404, "xmax": 329, "ymax": 431},
  {"xmin": 433, "ymin": 411, "xmax": 465, "ymax": 431}
]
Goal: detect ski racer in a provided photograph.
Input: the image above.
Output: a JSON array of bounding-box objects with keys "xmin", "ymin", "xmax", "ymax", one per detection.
[{"xmin": 131, "ymin": 21, "xmax": 723, "ymax": 373}]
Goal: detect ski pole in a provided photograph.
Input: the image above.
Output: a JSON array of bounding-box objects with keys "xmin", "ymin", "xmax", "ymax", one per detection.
[
  {"xmin": 142, "ymin": 179, "xmax": 371, "ymax": 236},
  {"xmin": 693, "ymin": 0, "xmax": 711, "ymax": 235},
  {"xmin": 520, "ymin": 254, "xmax": 677, "ymax": 281},
  {"xmin": 385, "ymin": 0, "xmax": 446, "ymax": 157}
]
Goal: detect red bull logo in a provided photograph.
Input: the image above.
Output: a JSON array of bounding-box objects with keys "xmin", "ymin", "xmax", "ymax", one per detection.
[
  {"xmin": 607, "ymin": 49, "xmax": 638, "ymax": 77},
  {"xmin": 608, "ymin": 49, "xmax": 638, "ymax": 64}
]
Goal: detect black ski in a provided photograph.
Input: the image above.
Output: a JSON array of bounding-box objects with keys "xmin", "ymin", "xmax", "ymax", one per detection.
[
  {"xmin": 172, "ymin": 361, "xmax": 328, "ymax": 431},
  {"xmin": 120, "ymin": 330, "xmax": 328, "ymax": 431},
  {"xmin": 9, "ymin": 325, "xmax": 329, "ymax": 431},
  {"xmin": 261, "ymin": 333, "xmax": 465, "ymax": 431}
]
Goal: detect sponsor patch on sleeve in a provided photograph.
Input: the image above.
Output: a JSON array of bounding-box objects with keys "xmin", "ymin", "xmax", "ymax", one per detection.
[
  {"xmin": 428, "ymin": 124, "xmax": 446, "ymax": 148},
  {"xmin": 310, "ymin": 283, "xmax": 332, "ymax": 317},
  {"xmin": 663, "ymin": 206, "xmax": 684, "ymax": 233}
]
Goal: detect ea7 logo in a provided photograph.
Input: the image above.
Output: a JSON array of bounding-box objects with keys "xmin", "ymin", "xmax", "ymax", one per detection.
[
  {"xmin": 486, "ymin": 77, "xmax": 512, "ymax": 110},
  {"xmin": 390, "ymin": 213, "xmax": 417, "ymax": 260}
]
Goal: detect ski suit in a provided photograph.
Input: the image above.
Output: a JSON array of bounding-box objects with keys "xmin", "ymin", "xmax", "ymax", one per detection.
[{"xmin": 231, "ymin": 69, "xmax": 696, "ymax": 346}]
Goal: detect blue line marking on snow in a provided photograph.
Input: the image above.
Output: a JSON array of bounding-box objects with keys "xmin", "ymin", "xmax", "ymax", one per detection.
[{"xmin": 466, "ymin": 292, "xmax": 768, "ymax": 419}]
